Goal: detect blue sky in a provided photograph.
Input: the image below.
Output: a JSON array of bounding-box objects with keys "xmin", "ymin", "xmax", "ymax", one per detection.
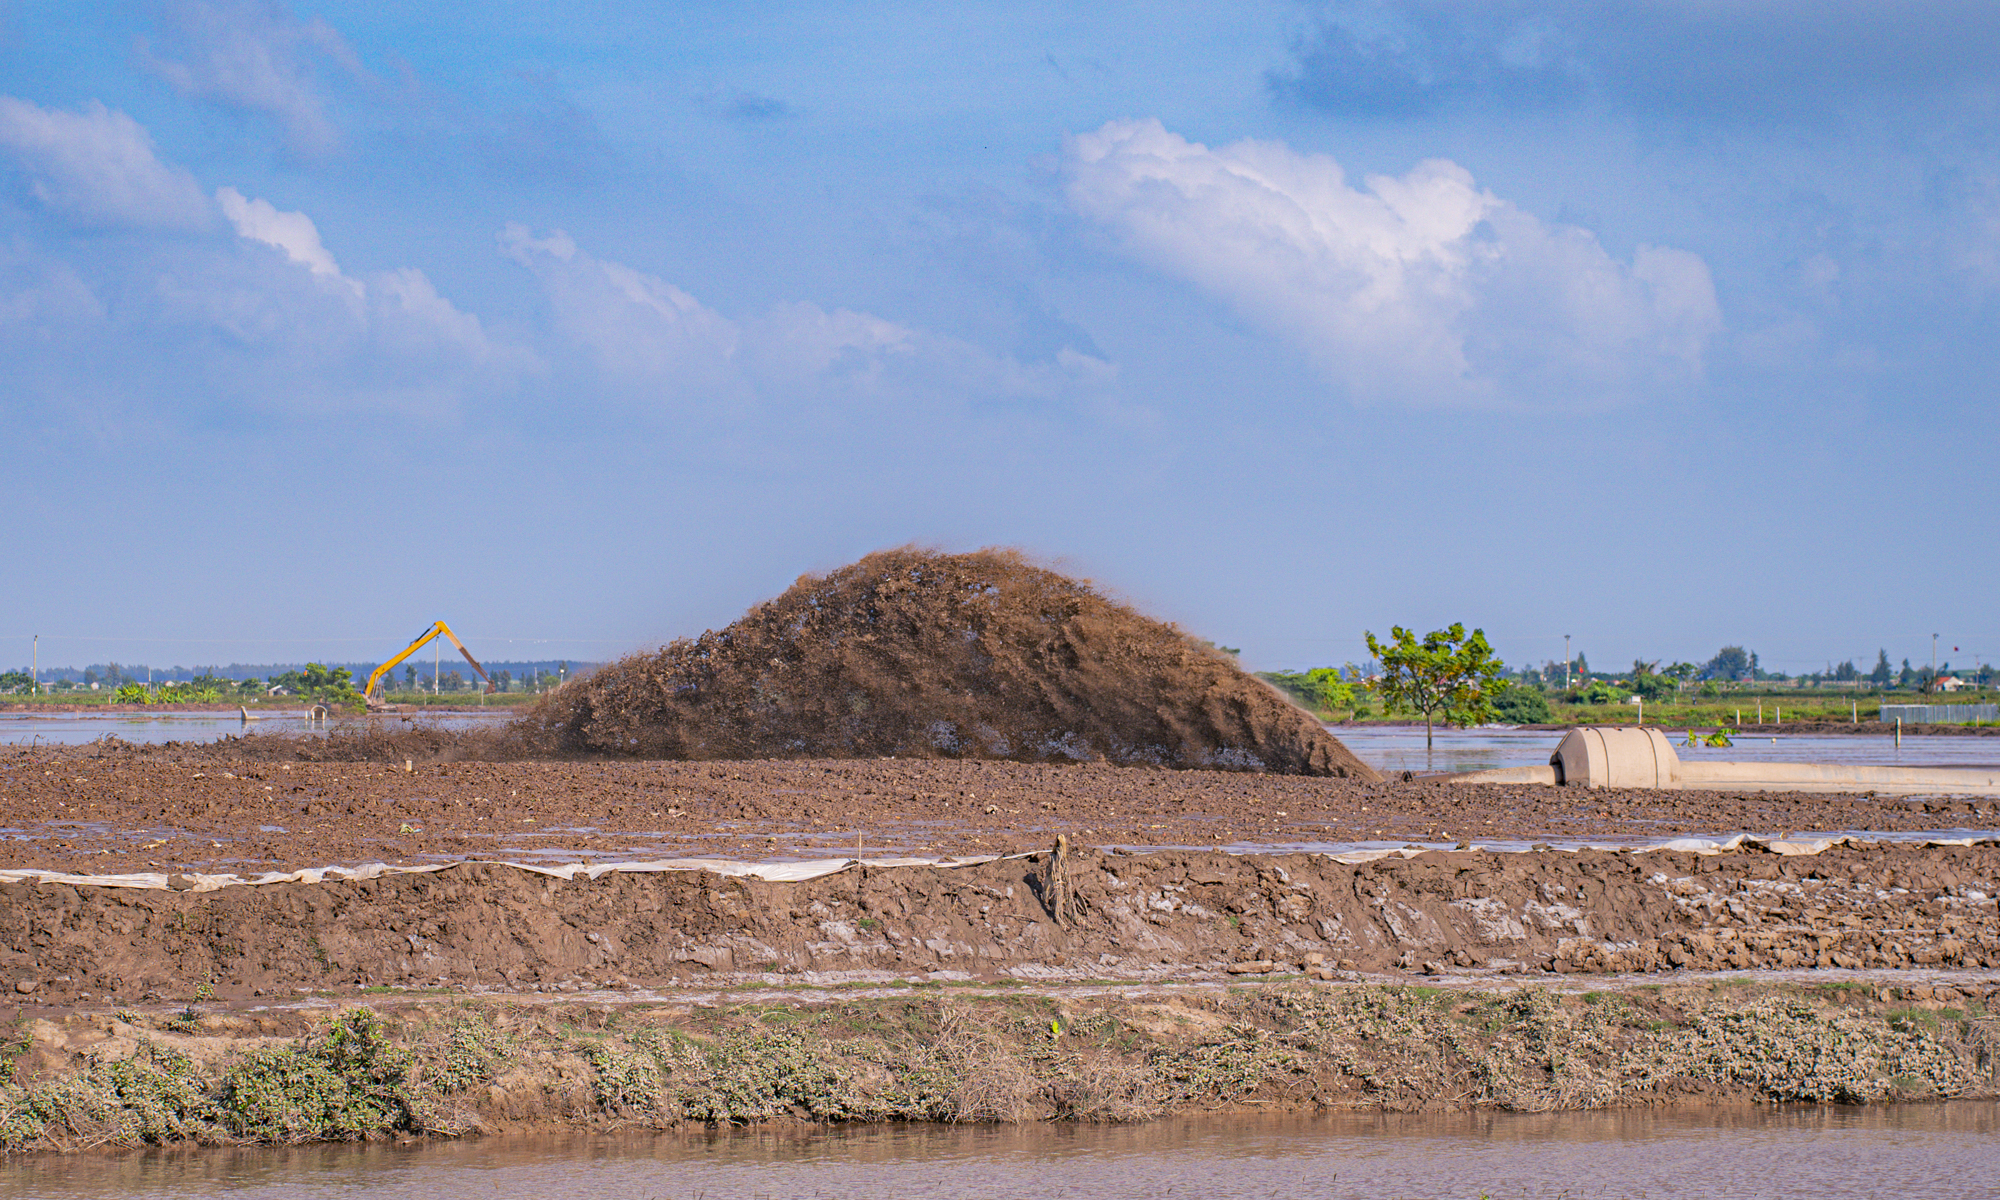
[{"xmin": 2, "ymin": 1, "xmax": 1996, "ymax": 677}]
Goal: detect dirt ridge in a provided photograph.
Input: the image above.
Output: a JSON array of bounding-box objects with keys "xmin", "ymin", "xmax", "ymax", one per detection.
[{"xmin": 2, "ymin": 843, "xmax": 1995, "ymax": 1007}]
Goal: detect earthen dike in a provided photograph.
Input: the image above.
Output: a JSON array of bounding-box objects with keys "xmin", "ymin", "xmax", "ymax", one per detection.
[{"xmin": 1, "ymin": 743, "xmax": 1996, "ymax": 1007}]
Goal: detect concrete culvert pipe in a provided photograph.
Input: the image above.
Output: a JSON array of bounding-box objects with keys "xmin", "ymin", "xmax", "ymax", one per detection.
[{"xmin": 1444, "ymin": 726, "xmax": 2000, "ymax": 796}]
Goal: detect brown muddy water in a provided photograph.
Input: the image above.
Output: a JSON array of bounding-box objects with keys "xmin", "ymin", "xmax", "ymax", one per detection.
[{"xmin": 5, "ymin": 1104, "xmax": 1997, "ymax": 1200}]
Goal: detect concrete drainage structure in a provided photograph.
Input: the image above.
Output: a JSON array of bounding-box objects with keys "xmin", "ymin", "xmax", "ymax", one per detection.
[{"xmin": 1450, "ymin": 726, "xmax": 2000, "ymax": 795}]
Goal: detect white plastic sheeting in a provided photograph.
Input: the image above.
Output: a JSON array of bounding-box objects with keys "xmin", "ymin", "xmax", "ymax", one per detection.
[
  {"xmin": 0, "ymin": 855, "xmax": 1007, "ymax": 894},
  {"xmin": 0, "ymin": 832, "xmax": 1993, "ymax": 894}
]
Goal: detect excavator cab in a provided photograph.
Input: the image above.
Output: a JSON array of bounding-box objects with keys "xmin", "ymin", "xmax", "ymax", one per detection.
[{"xmin": 364, "ymin": 621, "xmax": 497, "ymax": 710}]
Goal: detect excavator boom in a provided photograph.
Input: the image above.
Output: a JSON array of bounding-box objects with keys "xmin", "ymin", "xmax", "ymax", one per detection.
[{"xmin": 363, "ymin": 620, "xmax": 497, "ymax": 708}]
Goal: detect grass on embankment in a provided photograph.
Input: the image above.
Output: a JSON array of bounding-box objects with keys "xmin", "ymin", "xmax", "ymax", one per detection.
[{"xmin": 4, "ymin": 981, "xmax": 1996, "ymax": 1155}]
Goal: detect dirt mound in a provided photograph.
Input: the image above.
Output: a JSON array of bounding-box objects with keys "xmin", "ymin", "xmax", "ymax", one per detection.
[{"xmin": 522, "ymin": 548, "xmax": 1376, "ymax": 777}]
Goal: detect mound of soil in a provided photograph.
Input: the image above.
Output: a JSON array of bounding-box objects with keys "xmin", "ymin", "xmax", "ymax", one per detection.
[{"xmin": 523, "ymin": 548, "xmax": 1376, "ymax": 777}]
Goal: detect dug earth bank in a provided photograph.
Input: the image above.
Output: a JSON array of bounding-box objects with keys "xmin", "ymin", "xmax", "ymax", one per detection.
[{"xmin": 0, "ymin": 743, "xmax": 1996, "ymax": 1153}]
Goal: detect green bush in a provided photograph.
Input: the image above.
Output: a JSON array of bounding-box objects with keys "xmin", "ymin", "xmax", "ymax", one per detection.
[
  {"xmin": 1491, "ymin": 685, "xmax": 1552, "ymax": 724},
  {"xmin": 1571, "ymin": 681, "xmax": 1630, "ymax": 706},
  {"xmin": 219, "ymin": 1010, "xmax": 415, "ymax": 1143},
  {"xmin": 1630, "ymin": 673, "xmax": 1677, "ymax": 702}
]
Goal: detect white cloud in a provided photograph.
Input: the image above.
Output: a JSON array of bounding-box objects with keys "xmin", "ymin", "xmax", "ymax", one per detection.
[
  {"xmin": 1064, "ymin": 118, "xmax": 1720, "ymax": 408},
  {"xmin": 499, "ymin": 224, "xmax": 1126, "ymax": 423},
  {"xmin": 191, "ymin": 190, "xmax": 525, "ymax": 401},
  {"xmin": 499, "ymin": 224, "xmax": 740, "ymax": 384},
  {"xmin": 140, "ymin": 0, "xmax": 366, "ymax": 154},
  {"xmin": 216, "ymin": 186, "xmax": 345, "ymax": 279},
  {"xmin": 0, "ymin": 97, "xmax": 214, "ymax": 229}
]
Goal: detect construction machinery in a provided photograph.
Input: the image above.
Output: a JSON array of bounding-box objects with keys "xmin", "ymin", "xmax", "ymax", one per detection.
[{"xmin": 363, "ymin": 620, "xmax": 497, "ymax": 710}]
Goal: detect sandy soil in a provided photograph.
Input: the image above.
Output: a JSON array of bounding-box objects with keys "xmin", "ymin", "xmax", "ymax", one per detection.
[{"xmin": 3, "ymin": 742, "xmax": 1995, "ymax": 877}]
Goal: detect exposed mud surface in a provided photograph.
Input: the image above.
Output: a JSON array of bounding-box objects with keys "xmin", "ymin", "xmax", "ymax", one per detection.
[
  {"xmin": 517, "ymin": 548, "xmax": 1374, "ymax": 777},
  {"xmin": 0, "ymin": 838, "xmax": 1994, "ymax": 1008},
  {"xmin": 2, "ymin": 742, "xmax": 1996, "ymax": 876}
]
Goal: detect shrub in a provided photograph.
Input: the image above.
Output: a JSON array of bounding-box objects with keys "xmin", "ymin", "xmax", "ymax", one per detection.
[
  {"xmin": 219, "ymin": 1010, "xmax": 415, "ymax": 1143},
  {"xmin": 1491, "ymin": 685, "xmax": 1552, "ymax": 724},
  {"xmin": 1571, "ymin": 681, "xmax": 1630, "ymax": 706}
]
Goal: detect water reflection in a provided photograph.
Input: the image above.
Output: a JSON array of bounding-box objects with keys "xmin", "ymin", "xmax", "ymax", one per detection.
[
  {"xmin": 0, "ymin": 711, "xmax": 514, "ymax": 747},
  {"xmin": 4, "ymin": 1103, "xmax": 1995, "ymax": 1199},
  {"xmin": 1333, "ymin": 726, "xmax": 2000, "ymax": 775}
]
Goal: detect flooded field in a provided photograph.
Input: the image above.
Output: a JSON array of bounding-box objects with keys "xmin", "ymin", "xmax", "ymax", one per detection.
[
  {"xmin": 0, "ymin": 710, "xmax": 513, "ymax": 747},
  {"xmin": 9, "ymin": 713, "xmax": 1999, "ymax": 783},
  {"xmin": 1335, "ymin": 726, "xmax": 2000, "ymax": 775},
  {"xmin": 5, "ymin": 1104, "xmax": 1995, "ymax": 1199}
]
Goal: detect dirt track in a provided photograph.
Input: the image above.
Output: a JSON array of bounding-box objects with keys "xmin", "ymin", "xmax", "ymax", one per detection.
[{"xmin": 4, "ymin": 742, "xmax": 1996, "ymax": 877}]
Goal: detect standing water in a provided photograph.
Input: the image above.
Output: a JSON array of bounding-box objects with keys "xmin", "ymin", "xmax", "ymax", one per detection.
[
  {"xmin": 1332, "ymin": 726, "xmax": 2000, "ymax": 776},
  {"xmin": 2, "ymin": 1105, "xmax": 1995, "ymax": 1200},
  {"xmin": 0, "ymin": 711, "xmax": 514, "ymax": 747}
]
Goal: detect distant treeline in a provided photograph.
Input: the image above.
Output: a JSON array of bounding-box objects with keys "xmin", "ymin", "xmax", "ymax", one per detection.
[{"xmin": 8, "ymin": 662, "xmax": 602, "ymax": 685}]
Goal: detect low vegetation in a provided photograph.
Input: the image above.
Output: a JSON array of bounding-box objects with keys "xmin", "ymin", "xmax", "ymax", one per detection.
[{"xmin": 4, "ymin": 983, "xmax": 1993, "ymax": 1155}]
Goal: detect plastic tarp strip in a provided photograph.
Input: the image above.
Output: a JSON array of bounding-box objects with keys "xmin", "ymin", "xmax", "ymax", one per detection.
[
  {"xmin": 0, "ymin": 855, "xmax": 1012, "ymax": 893},
  {"xmin": 0, "ymin": 834, "xmax": 1992, "ymax": 893}
]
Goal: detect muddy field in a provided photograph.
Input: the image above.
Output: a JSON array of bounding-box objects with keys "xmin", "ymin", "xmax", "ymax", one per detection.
[
  {"xmin": 2, "ymin": 743, "xmax": 1997, "ymax": 1155},
  {"xmin": 0, "ymin": 739, "xmax": 1993, "ymax": 1010},
  {"xmin": 3, "ymin": 742, "xmax": 1997, "ymax": 877}
]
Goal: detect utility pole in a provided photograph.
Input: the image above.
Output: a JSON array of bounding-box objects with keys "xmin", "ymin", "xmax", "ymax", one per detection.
[
  {"xmin": 1564, "ymin": 634, "xmax": 1572, "ymax": 690},
  {"xmin": 31, "ymin": 635, "xmax": 37, "ymax": 697},
  {"xmin": 1933, "ymin": 633, "xmax": 1939, "ymax": 685}
]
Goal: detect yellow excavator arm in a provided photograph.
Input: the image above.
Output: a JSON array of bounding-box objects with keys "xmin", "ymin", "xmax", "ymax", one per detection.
[{"xmin": 363, "ymin": 620, "xmax": 496, "ymax": 708}]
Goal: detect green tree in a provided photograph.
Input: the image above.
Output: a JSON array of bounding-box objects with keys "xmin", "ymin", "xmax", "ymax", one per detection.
[
  {"xmin": 1363, "ymin": 623, "xmax": 1505, "ymax": 749},
  {"xmin": 1575, "ymin": 679, "xmax": 1631, "ymax": 705},
  {"xmin": 272, "ymin": 663, "xmax": 363, "ymax": 707},
  {"xmin": 1629, "ymin": 670, "xmax": 1676, "ymax": 702},
  {"xmin": 1258, "ymin": 667, "xmax": 1356, "ymax": 715},
  {"xmin": 1869, "ymin": 649, "xmax": 1892, "ymax": 686},
  {"xmin": 1491, "ymin": 683, "xmax": 1551, "ymax": 724},
  {"xmin": 1703, "ymin": 645, "xmax": 1755, "ymax": 681}
]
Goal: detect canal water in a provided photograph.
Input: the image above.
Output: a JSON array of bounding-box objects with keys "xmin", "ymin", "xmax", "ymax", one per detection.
[{"xmin": 2, "ymin": 1104, "xmax": 1995, "ymax": 1199}]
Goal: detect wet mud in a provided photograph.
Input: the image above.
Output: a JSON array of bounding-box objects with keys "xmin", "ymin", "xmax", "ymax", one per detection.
[{"xmin": 2, "ymin": 742, "xmax": 1995, "ymax": 875}]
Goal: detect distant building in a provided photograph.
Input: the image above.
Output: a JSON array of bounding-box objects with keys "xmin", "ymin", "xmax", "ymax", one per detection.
[{"xmin": 1937, "ymin": 675, "xmax": 1967, "ymax": 692}]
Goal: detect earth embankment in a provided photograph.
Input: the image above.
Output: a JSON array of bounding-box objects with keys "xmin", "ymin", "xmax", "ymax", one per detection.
[
  {"xmin": 2, "ymin": 842, "xmax": 1995, "ymax": 1007},
  {"xmin": 6, "ymin": 980, "xmax": 1999, "ymax": 1158}
]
